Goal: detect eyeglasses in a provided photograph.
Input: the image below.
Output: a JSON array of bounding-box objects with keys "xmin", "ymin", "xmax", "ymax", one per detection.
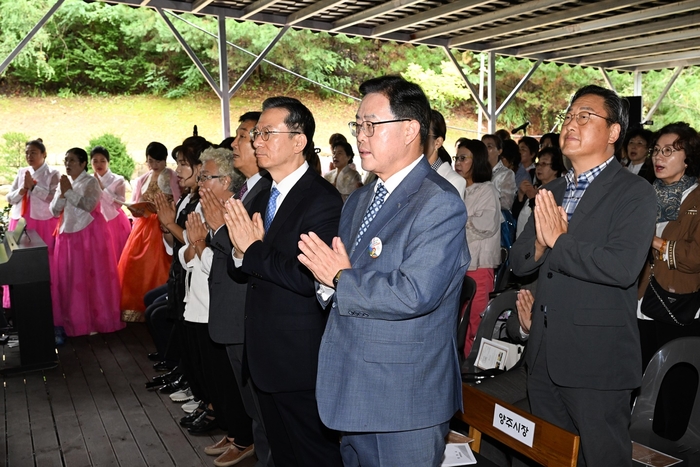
[
  {"xmin": 535, "ymin": 162, "xmax": 552, "ymax": 168},
  {"xmin": 197, "ymin": 174, "xmax": 224, "ymax": 183},
  {"xmin": 652, "ymin": 146, "xmax": 680, "ymax": 158},
  {"xmin": 249, "ymin": 128, "xmax": 301, "ymax": 141},
  {"xmin": 562, "ymin": 111, "xmax": 612, "ymax": 126},
  {"xmin": 453, "ymin": 155, "xmax": 473, "ymax": 162},
  {"xmin": 348, "ymin": 119, "xmax": 411, "ymax": 137}
]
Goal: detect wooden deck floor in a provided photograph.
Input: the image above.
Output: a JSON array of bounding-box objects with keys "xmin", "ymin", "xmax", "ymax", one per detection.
[{"xmin": 1, "ymin": 323, "xmax": 257, "ymax": 467}]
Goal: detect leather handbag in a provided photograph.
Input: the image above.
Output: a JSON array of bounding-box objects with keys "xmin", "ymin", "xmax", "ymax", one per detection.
[{"xmin": 641, "ymin": 263, "xmax": 700, "ymax": 326}]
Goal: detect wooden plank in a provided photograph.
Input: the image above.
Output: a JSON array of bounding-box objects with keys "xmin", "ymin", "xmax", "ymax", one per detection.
[
  {"xmin": 58, "ymin": 337, "xmax": 119, "ymax": 466},
  {"xmin": 0, "ymin": 345, "xmax": 7, "ymax": 465},
  {"xmin": 90, "ymin": 332, "xmax": 173, "ymax": 467},
  {"xmin": 71, "ymin": 335, "xmax": 147, "ymax": 467},
  {"xmin": 46, "ymin": 345, "xmax": 92, "ymax": 467},
  {"xmin": 24, "ymin": 371, "xmax": 62, "ymax": 467},
  {"xmin": 5, "ymin": 375, "xmax": 33, "ymax": 467},
  {"xmin": 111, "ymin": 325, "xmax": 211, "ymax": 466}
]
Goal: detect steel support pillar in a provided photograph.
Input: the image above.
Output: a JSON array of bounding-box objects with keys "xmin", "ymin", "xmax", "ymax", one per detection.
[
  {"xmin": 218, "ymin": 15, "xmax": 231, "ymax": 138},
  {"xmin": 645, "ymin": 66, "xmax": 684, "ymax": 123},
  {"xmin": 487, "ymin": 51, "xmax": 496, "ymax": 134}
]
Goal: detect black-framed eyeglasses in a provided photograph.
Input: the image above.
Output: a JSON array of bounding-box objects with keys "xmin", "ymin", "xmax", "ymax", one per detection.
[
  {"xmin": 453, "ymin": 155, "xmax": 473, "ymax": 162},
  {"xmin": 562, "ymin": 111, "xmax": 612, "ymax": 126},
  {"xmin": 348, "ymin": 119, "xmax": 411, "ymax": 137},
  {"xmin": 197, "ymin": 174, "xmax": 224, "ymax": 183},
  {"xmin": 652, "ymin": 146, "xmax": 680, "ymax": 158},
  {"xmin": 249, "ymin": 128, "xmax": 301, "ymax": 141}
]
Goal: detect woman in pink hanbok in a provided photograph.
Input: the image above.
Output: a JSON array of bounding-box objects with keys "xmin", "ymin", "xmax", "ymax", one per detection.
[
  {"xmin": 50, "ymin": 148, "xmax": 124, "ymax": 337},
  {"xmin": 90, "ymin": 146, "xmax": 131, "ymax": 263}
]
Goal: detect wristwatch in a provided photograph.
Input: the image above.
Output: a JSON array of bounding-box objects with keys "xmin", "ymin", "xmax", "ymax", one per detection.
[{"xmin": 333, "ymin": 270, "xmax": 343, "ymax": 288}]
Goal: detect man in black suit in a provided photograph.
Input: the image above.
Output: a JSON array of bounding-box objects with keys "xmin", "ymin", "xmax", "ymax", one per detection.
[
  {"xmin": 511, "ymin": 85, "xmax": 656, "ymax": 466},
  {"xmin": 202, "ymin": 111, "xmax": 274, "ymax": 466},
  {"xmin": 224, "ymin": 97, "xmax": 343, "ymax": 467}
]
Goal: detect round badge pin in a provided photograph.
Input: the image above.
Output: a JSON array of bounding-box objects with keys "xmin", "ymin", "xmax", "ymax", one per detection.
[{"xmin": 368, "ymin": 237, "xmax": 382, "ymax": 258}]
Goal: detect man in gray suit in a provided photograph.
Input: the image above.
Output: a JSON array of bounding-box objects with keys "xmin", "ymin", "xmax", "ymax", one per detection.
[
  {"xmin": 299, "ymin": 75, "xmax": 470, "ymax": 467},
  {"xmin": 202, "ymin": 111, "xmax": 273, "ymax": 467},
  {"xmin": 510, "ymin": 85, "xmax": 656, "ymax": 466}
]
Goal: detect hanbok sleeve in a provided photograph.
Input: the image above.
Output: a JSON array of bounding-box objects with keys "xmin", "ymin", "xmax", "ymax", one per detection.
[
  {"xmin": 33, "ymin": 170, "xmax": 59, "ymax": 203},
  {"xmin": 65, "ymin": 176, "xmax": 101, "ymax": 213}
]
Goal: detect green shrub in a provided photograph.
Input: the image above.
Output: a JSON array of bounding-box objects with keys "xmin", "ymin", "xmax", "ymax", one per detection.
[
  {"xmin": 85, "ymin": 133, "xmax": 135, "ymax": 180},
  {"xmin": 0, "ymin": 132, "xmax": 30, "ymax": 183}
]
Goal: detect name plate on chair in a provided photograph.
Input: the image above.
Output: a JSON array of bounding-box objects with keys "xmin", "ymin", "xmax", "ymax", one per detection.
[{"xmin": 492, "ymin": 404, "xmax": 535, "ymax": 447}]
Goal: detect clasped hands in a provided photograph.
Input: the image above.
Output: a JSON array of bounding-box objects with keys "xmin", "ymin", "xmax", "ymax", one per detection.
[
  {"xmin": 298, "ymin": 233, "xmax": 351, "ymax": 288},
  {"xmin": 533, "ymin": 189, "xmax": 568, "ymax": 259},
  {"xmin": 223, "ymin": 198, "xmax": 264, "ymax": 259}
]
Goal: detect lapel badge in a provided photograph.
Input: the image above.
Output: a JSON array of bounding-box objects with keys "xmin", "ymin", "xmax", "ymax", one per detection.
[
  {"xmin": 687, "ymin": 208, "xmax": 697, "ymax": 215},
  {"xmin": 368, "ymin": 237, "xmax": 382, "ymax": 258}
]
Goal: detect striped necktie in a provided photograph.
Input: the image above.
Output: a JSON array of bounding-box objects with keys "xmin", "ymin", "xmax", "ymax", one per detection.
[
  {"xmin": 264, "ymin": 187, "xmax": 280, "ymax": 233},
  {"xmin": 354, "ymin": 183, "xmax": 388, "ymax": 248}
]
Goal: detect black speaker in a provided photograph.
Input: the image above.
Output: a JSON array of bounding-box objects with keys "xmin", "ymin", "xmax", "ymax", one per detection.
[{"xmin": 623, "ymin": 96, "xmax": 643, "ymax": 129}]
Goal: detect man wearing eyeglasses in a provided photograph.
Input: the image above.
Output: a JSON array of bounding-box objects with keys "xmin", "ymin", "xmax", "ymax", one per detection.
[
  {"xmin": 298, "ymin": 75, "xmax": 470, "ymax": 467},
  {"xmin": 511, "ymin": 85, "xmax": 656, "ymax": 467},
  {"xmin": 223, "ymin": 97, "xmax": 343, "ymax": 467}
]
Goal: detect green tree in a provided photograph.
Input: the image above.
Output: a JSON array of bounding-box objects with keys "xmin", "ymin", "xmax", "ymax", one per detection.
[
  {"xmin": 0, "ymin": 132, "xmax": 30, "ymax": 183},
  {"xmin": 86, "ymin": 133, "xmax": 135, "ymax": 181}
]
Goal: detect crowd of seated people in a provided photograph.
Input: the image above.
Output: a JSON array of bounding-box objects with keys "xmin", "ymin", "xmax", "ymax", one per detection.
[{"xmin": 4, "ymin": 77, "xmax": 700, "ymax": 467}]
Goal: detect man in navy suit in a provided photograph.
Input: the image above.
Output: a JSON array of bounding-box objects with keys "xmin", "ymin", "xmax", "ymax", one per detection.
[
  {"xmin": 224, "ymin": 97, "xmax": 343, "ymax": 467},
  {"xmin": 511, "ymin": 85, "xmax": 656, "ymax": 466},
  {"xmin": 299, "ymin": 76, "xmax": 470, "ymax": 467}
]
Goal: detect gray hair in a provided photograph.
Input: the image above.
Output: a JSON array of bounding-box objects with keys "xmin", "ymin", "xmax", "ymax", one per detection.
[{"xmin": 200, "ymin": 147, "xmax": 245, "ymax": 193}]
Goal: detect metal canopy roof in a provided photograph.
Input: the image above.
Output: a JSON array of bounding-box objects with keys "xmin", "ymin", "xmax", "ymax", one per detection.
[{"xmin": 100, "ymin": 0, "xmax": 700, "ymax": 73}]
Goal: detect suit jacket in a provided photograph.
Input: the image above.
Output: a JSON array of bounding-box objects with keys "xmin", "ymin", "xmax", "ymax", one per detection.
[
  {"xmin": 230, "ymin": 167, "xmax": 343, "ymax": 393},
  {"xmin": 627, "ymin": 158, "xmax": 656, "ymax": 184},
  {"xmin": 316, "ymin": 158, "xmax": 471, "ymax": 432},
  {"xmin": 208, "ymin": 174, "xmax": 272, "ymax": 344},
  {"xmin": 510, "ymin": 159, "xmax": 656, "ymax": 390}
]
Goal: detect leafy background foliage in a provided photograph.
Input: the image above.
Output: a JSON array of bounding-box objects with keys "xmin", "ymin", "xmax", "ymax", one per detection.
[{"xmin": 0, "ymin": 0, "xmax": 698, "ymax": 132}]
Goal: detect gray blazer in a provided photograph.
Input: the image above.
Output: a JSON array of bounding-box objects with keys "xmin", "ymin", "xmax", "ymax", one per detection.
[
  {"xmin": 207, "ymin": 174, "xmax": 271, "ymax": 344},
  {"xmin": 316, "ymin": 158, "xmax": 471, "ymax": 432},
  {"xmin": 510, "ymin": 159, "xmax": 656, "ymax": 390}
]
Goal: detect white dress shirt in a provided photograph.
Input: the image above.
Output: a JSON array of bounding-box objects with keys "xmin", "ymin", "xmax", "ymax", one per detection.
[
  {"xmin": 179, "ymin": 204, "xmax": 212, "ymax": 324},
  {"xmin": 7, "ymin": 163, "xmax": 60, "ymax": 221},
  {"xmin": 50, "ymin": 171, "xmax": 102, "ymax": 234}
]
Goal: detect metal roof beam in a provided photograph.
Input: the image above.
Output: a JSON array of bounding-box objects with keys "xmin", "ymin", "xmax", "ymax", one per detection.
[
  {"xmin": 645, "ymin": 66, "xmax": 684, "ymax": 123},
  {"xmin": 599, "ymin": 68, "xmax": 616, "ymax": 93},
  {"xmin": 191, "ymin": 0, "xmax": 214, "ymax": 14},
  {"xmin": 449, "ymin": 0, "xmax": 643, "ymax": 47},
  {"xmin": 603, "ymin": 50, "xmax": 700, "ymax": 69},
  {"xmin": 548, "ymin": 26, "xmax": 700, "ymax": 61},
  {"xmin": 495, "ymin": 60, "xmax": 541, "ymax": 117},
  {"xmin": 408, "ymin": 0, "xmax": 565, "ymax": 42},
  {"xmin": 287, "ymin": 0, "xmax": 347, "ymax": 25},
  {"xmin": 579, "ymin": 39, "xmax": 700, "ymax": 66},
  {"xmin": 442, "ymin": 47, "xmax": 490, "ymax": 119},
  {"xmin": 632, "ymin": 58, "xmax": 700, "ymax": 72},
  {"xmin": 241, "ymin": 0, "xmax": 283, "ymax": 20},
  {"xmin": 484, "ymin": 0, "xmax": 700, "ymax": 51},
  {"xmin": 331, "ymin": 0, "xmax": 424, "ymax": 32},
  {"xmin": 371, "ymin": 0, "xmax": 491, "ymax": 37}
]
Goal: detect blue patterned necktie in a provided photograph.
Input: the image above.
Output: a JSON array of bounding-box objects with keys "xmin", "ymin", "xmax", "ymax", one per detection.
[
  {"xmin": 354, "ymin": 183, "xmax": 388, "ymax": 248},
  {"xmin": 264, "ymin": 187, "xmax": 280, "ymax": 232}
]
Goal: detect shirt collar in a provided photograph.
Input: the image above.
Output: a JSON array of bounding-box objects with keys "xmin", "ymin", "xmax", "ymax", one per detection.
[
  {"xmin": 246, "ymin": 172, "xmax": 262, "ymax": 189},
  {"xmin": 271, "ymin": 161, "xmax": 309, "ymax": 197},
  {"xmin": 565, "ymin": 155, "xmax": 614, "ymax": 187},
  {"xmin": 377, "ymin": 155, "xmax": 424, "ymax": 196},
  {"xmin": 430, "ymin": 157, "xmax": 443, "ymax": 171}
]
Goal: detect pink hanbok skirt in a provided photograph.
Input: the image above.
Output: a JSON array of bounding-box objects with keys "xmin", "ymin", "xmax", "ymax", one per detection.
[
  {"xmin": 105, "ymin": 210, "xmax": 131, "ymax": 264},
  {"xmin": 51, "ymin": 211, "xmax": 124, "ymax": 337}
]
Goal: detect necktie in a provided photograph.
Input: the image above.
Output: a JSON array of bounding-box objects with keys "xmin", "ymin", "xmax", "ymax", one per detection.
[
  {"xmin": 354, "ymin": 183, "xmax": 388, "ymax": 248},
  {"xmin": 237, "ymin": 182, "xmax": 248, "ymax": 200},
  {"xmin": 264, "ymin": 187, "xmax": 280, "ymax": 233}
]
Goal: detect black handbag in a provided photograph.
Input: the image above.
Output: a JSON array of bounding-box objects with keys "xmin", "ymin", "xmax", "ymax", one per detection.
[{"xmin": 641, "ymin": 264, "xmax": 700, "ymax": 326}]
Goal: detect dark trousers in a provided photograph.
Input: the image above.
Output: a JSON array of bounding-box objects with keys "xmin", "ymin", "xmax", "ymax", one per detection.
[
  {"xmin": 257, "ymin": 388, "xmax": 342, "ymax": 467},
  {"xmin": 181, "ymin": 320, "xmax": 210, "ymax": 404},
  {"xmin": 184, "ymin": 321, "xmax": 252, "ymax": 443},
  {"xmin": 528, "ymin": 334, "xmax": 633, "ymax": 467},
  {"xmin": 226, "ymin": 344, "xmax": 274, "ymax": 466}
]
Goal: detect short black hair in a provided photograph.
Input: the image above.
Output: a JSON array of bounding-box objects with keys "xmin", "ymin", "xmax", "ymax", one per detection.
[
  {"xmin": 332, "ymin": 141, "xmax": 355, "ymax": 164},
  {"xmin": 626, "ymin": 127, "xmax": 653, "ymax": 146},
  {"xmin": 359, "ymin": 75, "xmax": 431, "ymax": 145},
  {"xmin": 519, "ymin": 136, "xmax": 539, "ymax": 157},
  {"xmin": 569, "ymin": 85, "xmax": 628, "ymax": 153},
  {"xmin": 240, "ymin": 111, "xmax": 261, "ymax": 123},
  {"xmin": 536, "ymin": 147, "xmax": 566, "ymax": 178},
  {"xmin": 501, "ymin": 139, "xmax": 521, "ymax": 170},
  {"xmin": 146, "ymin": 141, "xmax": 168, "ymax": 161},
  {"xmin": 26, "ymin": 139, "xmax": 46, "ymax": 154},
  {"xmin": 481, "ymin": 134, "xmax": 503, "ymax": 151},
  {"xmin": 67, "ymin": 147, "xmax": 89, "ymax": 172},
  {"xmin": 219, "ymin": 137, "xmax": 235, "ymax": 149},
  {"xmin": 262, "ymin": 96, "xmax": 316, "ymax": 161},
  {"xmin": 329, "ymin": 133, "xmax": 347, "ymax": 147},
  {"xmin": 540, "ymin": 133, "xmax": 560, "ymax": 149},
  {"xmin": 90, "ymin": 145, "xmax": 110, "ymax": 162},
  {"xmin": 457, "ymin": 139, "xmax": 492, "ymax": 183},
  {"xmin": 654, "ymin": 122, "xmax": 700, "ymax": 178}
]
